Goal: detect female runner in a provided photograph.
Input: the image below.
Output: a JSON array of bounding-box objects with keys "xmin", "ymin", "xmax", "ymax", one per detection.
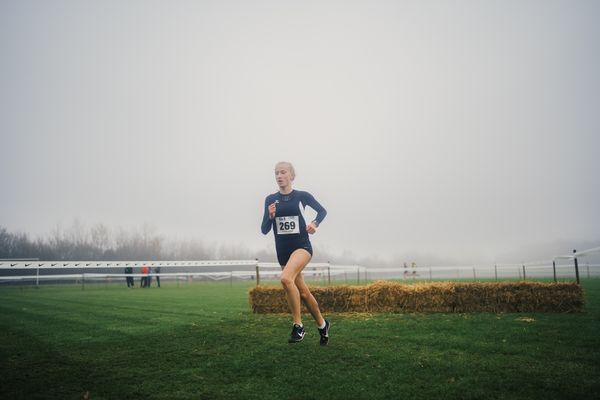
[{"xmin": 261, "ymin": 161, "xmax": 330, "ymax": 345}]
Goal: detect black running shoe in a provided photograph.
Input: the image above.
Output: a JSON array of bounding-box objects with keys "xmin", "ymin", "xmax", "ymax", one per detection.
[
  {"xmin": 318, "ymin": 319, "xmax": 330, "ymax": 346},
  {"xmin": 288, "ymin": 324, "xmax": 305, "ymax": 343}
]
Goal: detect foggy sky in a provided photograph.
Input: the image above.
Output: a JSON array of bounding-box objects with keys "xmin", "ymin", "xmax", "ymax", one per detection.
[{"xmin": 1, "ymin": 0, "xmax": 599, "ymax": 264}]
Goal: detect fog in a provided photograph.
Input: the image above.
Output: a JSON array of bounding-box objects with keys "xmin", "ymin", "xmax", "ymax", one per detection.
[{"xmin": 1, "ymin": 1, "xmax": 599, "ymax": 265}]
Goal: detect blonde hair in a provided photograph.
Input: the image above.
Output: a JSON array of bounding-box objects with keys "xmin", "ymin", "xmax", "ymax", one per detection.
[{"xmin": 275, "ymin": 161, "xmax": 296, "ymax": 180}]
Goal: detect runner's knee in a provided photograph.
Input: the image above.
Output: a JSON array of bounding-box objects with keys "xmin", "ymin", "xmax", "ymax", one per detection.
[{"xmin": 281, "ymin": 275, "xmax": 295, "ymax": 288}]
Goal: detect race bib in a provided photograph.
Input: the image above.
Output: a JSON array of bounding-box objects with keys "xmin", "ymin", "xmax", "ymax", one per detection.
[{"xmin": 276, "ymin": 216, "xmax": 300, "ymax": 235}]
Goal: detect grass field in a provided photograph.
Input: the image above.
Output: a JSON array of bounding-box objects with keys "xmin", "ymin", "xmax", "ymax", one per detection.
[{"xmin": 1, "ymin": 280, "xmax": 599, "ymax": 400}]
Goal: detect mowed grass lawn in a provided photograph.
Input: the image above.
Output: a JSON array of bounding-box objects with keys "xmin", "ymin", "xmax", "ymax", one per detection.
[{"xmin": 1, "ymin": 279, "xmax": 599, "ymax": 400}]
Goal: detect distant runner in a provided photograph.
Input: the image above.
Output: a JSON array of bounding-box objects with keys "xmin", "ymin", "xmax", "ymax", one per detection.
[{"xmin": 261, "ymin": 161, "xmax": 330, "ymax": 345}]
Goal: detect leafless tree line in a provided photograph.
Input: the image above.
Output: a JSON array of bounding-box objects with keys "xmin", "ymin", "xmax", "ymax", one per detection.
[
  {"xmin": 0, "ymin": 223, "xmax": 275, "ymax": 262},
  {"xmin": 0, "ymin": 222, "xmax": 438, "ymax": 267}
]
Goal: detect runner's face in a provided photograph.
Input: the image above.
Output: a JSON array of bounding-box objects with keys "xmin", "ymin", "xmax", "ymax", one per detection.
[{"xmin": 275, "ymin": 165, "xmax": 293, "ymax": 189}]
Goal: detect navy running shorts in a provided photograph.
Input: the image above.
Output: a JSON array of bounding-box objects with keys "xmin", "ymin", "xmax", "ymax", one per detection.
[{"xmin": 276, "ymin": 241, "xmax": 313, "ymax": 268}]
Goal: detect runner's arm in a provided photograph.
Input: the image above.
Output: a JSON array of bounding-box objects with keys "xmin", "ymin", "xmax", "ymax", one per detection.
[
  {"xmin": 261, "ymin": 197, "xmax": 273, "ymax": 234},
  {"xmin": 305, "ymin": 192, "xmax": 327, "ymax": 227}
]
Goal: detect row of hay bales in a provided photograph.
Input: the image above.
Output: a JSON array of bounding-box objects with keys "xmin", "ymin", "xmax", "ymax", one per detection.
[{"xmin": 249, "ymin": 281, "xmax": 584, "ymax": 313}]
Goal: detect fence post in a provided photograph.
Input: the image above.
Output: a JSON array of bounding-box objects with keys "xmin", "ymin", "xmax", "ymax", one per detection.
[
  {"xmin": 574, "ymin": 257, "xmax": 580, "ymax": 284},
  {"xmin": 552, "ymin": 260, "xmax": 557, "ymax": 282},
  {"xmin": 357, "ymin": 267, "xmax": 360, "ymax": 285},
  {"xmin": 472, "ymin": 267, "xmax": 476, "ymax": 281},
  {"xmin": 327, "ymin": 265, "xmax": 331, "ymax": 285},
  {"xmin": 522, "ymin": 265, "xmax": 526, "ymax": 281},
  {"xmin": 36, "ymin": 267, "xmax": 40, "ymax": 288},
  {"xmin": 494, "ymin": 264, "xmax": 498, "ymax": 281},
  {"xmin": 255, "ymin": 265, "xmax": 260, "ymax": 286}
]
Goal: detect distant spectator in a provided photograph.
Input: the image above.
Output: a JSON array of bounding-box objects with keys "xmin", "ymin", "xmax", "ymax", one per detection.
[
  {"xmin": 147, "ymin": 266, "xmax": 153, "ymax": 288},
  {"xmin": 155, "ymin": 266, "xmax": 161, "ymax": 288},
  {"xmin": 125, "ymin": 265, "xmax": 134, "ymax": 288},
  {"xmin": 140, "ymin": 265, "xmax": 149, "ymax": 288}
]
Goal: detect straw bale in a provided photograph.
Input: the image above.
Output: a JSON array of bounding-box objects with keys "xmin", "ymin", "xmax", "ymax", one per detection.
[{"xmin": 248, "ymin": 280, "xmax": 583, "ymax": 314}]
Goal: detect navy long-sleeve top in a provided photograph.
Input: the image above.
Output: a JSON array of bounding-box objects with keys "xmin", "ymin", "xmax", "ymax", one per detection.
[{"xmin": 261, "ymin": 190, "xmax": 327, "ymax": 245}]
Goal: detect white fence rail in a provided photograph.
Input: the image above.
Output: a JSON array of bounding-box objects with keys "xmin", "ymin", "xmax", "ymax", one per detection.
[
  {"xmin": 0, "ymin": 260, "xmax": 258, "ymax": 269},
  {"xmin": 2, "ymin": 244, "xmax": 599, "ymax": 287},
  {"xmin": 1, "ymin": 260, "xmax": 599, "ymax": 288}
]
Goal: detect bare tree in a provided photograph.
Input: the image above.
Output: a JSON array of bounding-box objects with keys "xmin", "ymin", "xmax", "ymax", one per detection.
[{"xmin": 91, "ymin": 223, "xmax": 111, "ymax": 253}]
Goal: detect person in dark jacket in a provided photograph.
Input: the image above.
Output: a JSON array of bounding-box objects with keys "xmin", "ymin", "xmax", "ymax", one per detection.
[
  {"xmin": 125, "ymin": 266, "xmax": 134, "ymax": 288},
  {"xmin": 155, "ymin": 266, "xmax": 161, "ymax": 288},
  {"xmin": 147, "ymin": 266, "xmax": 152, "ymax": 288}
]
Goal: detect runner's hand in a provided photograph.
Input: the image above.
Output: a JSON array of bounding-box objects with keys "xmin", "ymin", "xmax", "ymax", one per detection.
[
  {"xmin": 268, "ymin": 202, "xmax": 277, "ymax": 219},
  {"xmin": 306, "ymin": 222, "xmax": 317, "ymax": 234}
]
